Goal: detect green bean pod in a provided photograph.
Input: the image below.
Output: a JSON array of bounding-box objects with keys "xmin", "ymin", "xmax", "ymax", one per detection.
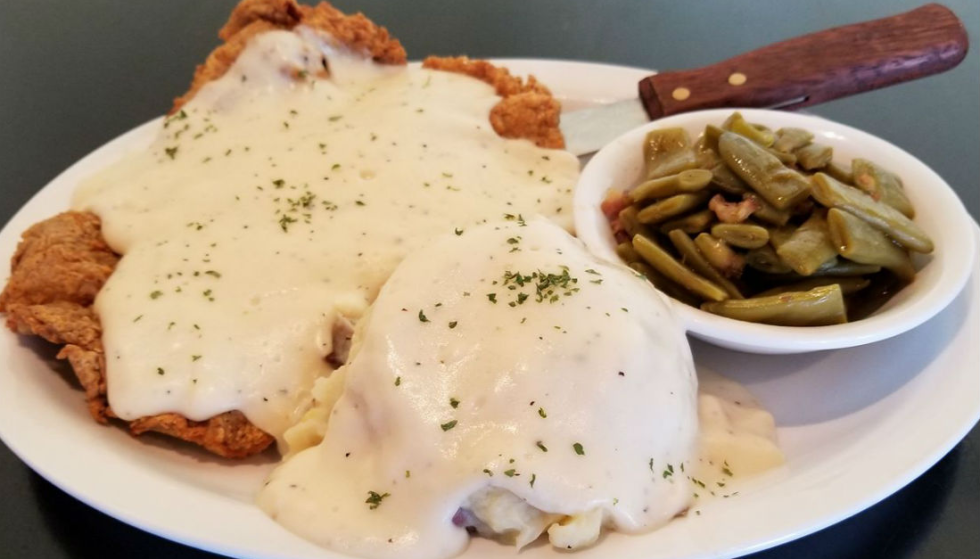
[
  {"xmin": 794, "ymin": 143, "xmax": 833, "ymax": 170},
  {"xmin": 617, "ymin": 206, "xmax": 655, "ymax": 239},
  {"xmin": 852, "ymin": 159, "xmax": 915, "ymax": 218},
  {"xmin": 773, "ymin": 127, "xmax": 814, "ymax": 153},
  {"xmin": 745, "ymin": 245, "xmax": 793, "ymax": 274},
  {"xmin": 694, "ymin": 233, "xmax": 745, "ymax": 279},
  {"xmin": 709, "ymin": 163, "xmax": 749, "ymax": 195},
  {"xmin": 724, "ymin": 112, "xmax": 775, "ymax": 147},
  {"xmin": 719, "ymin": 132, "xmax": 811, "ymax": 210},
  {"xmin": 711, "ymin": 223, "xmax": 770, "ymax": 249},
  {"xmin": 632, "ymin": 234, "xmax": 729, "ymax": 302},
  {"xmin": 826, "ymin": 208, "xmax": 915, "ymax": 281},
  {"xmin": 668, "ymin": 229, "xmax": 744, "ymax": 299},
  {"xmin": 703, "ymin": 124, "xmax": 725, "ymax": 152},
  {"xmin": 810, "ymin": 173, "xmax": 933, "ymax": 253},
  {"xmin": 631, "ymin": 169, "xmax": 714, "ymax": 201},
  {"xmin": 756, "ymin": 276, "xmax": 871, "ymax": 297},
  {"xmin": 659, "ymin": 209, "xmax": 715, "ymax": 234},
  {"xmin": 628, "ymin": 261, "xmax": 703, "ymax": 307},
  {"xmin": 616, "ymin": 241, "xmax": 640, "ymax": 264},
  {"xmin": 812, "ymin": 259, "xmax": 881, "ymax": 277},
  {"xmin": 745, "ymin": 193, "xmax": 792, "ymax": 226},
  {"xmin": 775, "ymin": 211, "xmax": 838, "ymax": 276},
  {"xmin": 766, "ymin": 147, "xmax": 798, "ymax": 166},
  {"xmin": 701, "ymin": 284, "xmax": 847, "ymax": 326},
  {"xmin": 825, "ymin": 161, "xmax": 854, "ymax": 185},
  {"xmin": 637, "ymin": 192, "xmax": 711, "ymax": 224},
  {"xmin": 644, "ymin": 128, "xmax": 698, "ymax": 179}
]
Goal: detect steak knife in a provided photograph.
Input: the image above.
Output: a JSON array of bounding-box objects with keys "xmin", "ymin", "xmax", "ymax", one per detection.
[{"xmin": 560, "ymin": 3, "xmax": 968, "ymax": 156}]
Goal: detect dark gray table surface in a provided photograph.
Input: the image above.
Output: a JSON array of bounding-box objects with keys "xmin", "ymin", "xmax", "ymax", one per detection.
[{"xmin": 1, "ymin": 1, "xmax": 977, "ymax": 558}]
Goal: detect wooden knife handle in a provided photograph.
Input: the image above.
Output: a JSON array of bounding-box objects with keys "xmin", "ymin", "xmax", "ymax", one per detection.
[{"xmin": 638, "ymin": 3, "xmax": 968, "ymax": 119}]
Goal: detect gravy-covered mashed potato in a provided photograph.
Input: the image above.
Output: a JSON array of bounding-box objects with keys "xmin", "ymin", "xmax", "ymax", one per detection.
[
  {"xmin": 259, "ymin": 219, "xmax": 700, "ymax": 558},
  {"xmin": 71, "ymin": 26, "xmax": 578, "ymax": 443}
]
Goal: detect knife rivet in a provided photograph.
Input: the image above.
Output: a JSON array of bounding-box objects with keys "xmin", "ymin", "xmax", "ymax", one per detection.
[
  {"xmin": 728, "ymin": 72, "xmax": 747, "ymax": 86},
  {"xmin": 671, "ymin": 87, "xmax": 691, "ymax": 101}
]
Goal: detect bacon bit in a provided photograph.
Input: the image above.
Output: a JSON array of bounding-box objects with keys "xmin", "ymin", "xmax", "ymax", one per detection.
[
  {"xmin": 709, "ymin": 194, "xmax": 759, "ymax": 223},
  {"xmin": 600, "ymin": 189, "xmax": 631, "ymax": 221}
]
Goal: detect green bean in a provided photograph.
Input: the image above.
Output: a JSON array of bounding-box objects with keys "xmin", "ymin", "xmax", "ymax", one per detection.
[
  {"xmin": 794, "ymin": 143, "xmax": 833, "ymax": 170},
  {"xmin": 745, "ymin": 193, "xmax": 792, "ymax": 226},
  {"xmin": 631, "ymin": 169, "xmax": 713, "ymax": 201},
  {"xmin": 644, "ymin": 128, "xmax": 698, "ymax": 179},
  {"xmin": 616, "ymin": 241, "xmax": 640, "ymax": 264},
  {"xmin": 694, "ymin": 138, "xmax": 722, "ymax": 169},
  {"xmin": 767, "ymin": 225, "xmax": 795, "ymax": 248},
  {"xmin": 773, "ymin": 127, "xmax": 813, "ymax": 153},
  {"xmin": 632, "ymin": 234, "xmax": 729, "ymax": 302},
  {"xmin": 628, "ymin": 261, "xmax": 703, "ymax": 307},
  {"xmin": 756, "ymin": 276, "xmax": 870, "ymax": 297},
  {"xmin": 709, "ymin": 163, "xmax": 749, "ymax": 195},
  {"xmin": 766, "ymin": 147, "xmax": 798, "ymax": 166},
  {"xmin": 659, "ymin": 209, "xmax": 715, "ymax": 234},
  {"xmin": 724, "ymin": 112, "xmax": 775, "ymax": 147},
  {"xmin": 617, "ymin": 206, "xmax": 654, "ymax": 239},
  {"xmin": 745, "ymin": 245, "xmax": 793, "ymax": 274},
  {"xmin": 775, "ymin": 211, "xmax": 838, "ymax": 276},
  {"xmin": 703, "ymin": 124, "xmax": 725, "ymax": 151},
  {"xmin": 637, "ymin": 192, "xmax": 711, "ymax": 224},
  {"xmin": 668, "ymin": 229, "xmax": 744, "ymax": 299},
  {"xmin": 824, "ymin": 161, "xmax": 854, "ymax": 185},
  {"xmin": 852, "ymin": 159, "xmax": 914, "ymax": 218},
  {"xmin": 711, "ymin": 223, "xmax": 770, "ymax": 249},
  {"xmin": 812, "ymin": 259, "xmax": 881, "ymax": 277},
  {"xmin": 701, "ymin": 284, "xmax": 847, "ymax": 326},
  {"xmin": 694, "ymin": 233, "xmax": 745, "ymax": 278},
  {"xmin": 719, "ymin": 132, "xmax": 811, "ymax": 210},
  {"xmin": 826, "ymin": 208, "xmax": 915, "ymax": 281},
  {"xmin": 810, "ymin": 173, "xmax": 932, "ymax": 253}
]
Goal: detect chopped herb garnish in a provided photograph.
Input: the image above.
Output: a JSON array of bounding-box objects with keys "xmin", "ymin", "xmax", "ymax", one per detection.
[
  {"xmin": 504, "ymin": 469, "xmax": 516, "ymax": 477},
  {"xmin": 450, "ymin": 398, "xmax": 460, "ymax": 409},
  {"xmin": 156, "ymin": 367, "xmax": 165, "ymax": 376},
  {"xmin": 164, "ymin": 146, "xmax": 178, "ymax": 160},
  {"xmin": 149, "ymin": 290, "xmax": 163, "ymax": 300},
  {"xmin": 418, "ymin": 310, "xmax": 429, "ymax": 323},
  {"xmin": 483, "ymin": 469, "xmax": 493, "ymax": 477},
  {"xmin": 573, "ymin": 443, "xmax": 585, "ymax": 456},
  {"xmin": 530, "ymin": 473, "xmax": 537, "ymax": 487},
  {"xmin": 365, "ymin": 491, "xmax": 389, "ymax": 510},
  {"xmin": 538, "ymin": 407, "xmax": 547, "ymax": 418},
  {"xmin": 448, "ymin": 321, "xmax": 458, "ymax": 329},
  {"xmin": 191, "ymin": 355, "xmax": 201, "ymax": 362},
  {"xmin": 454, "ymin": 228, "xmax": 464, "ymax": 236},
  {"xmin": 487, "ymin": 293, "xmax": 497, "ymax": 304},
  {"xmin": 536, "ymin": 441, "xmax": 548, "ymax": 452},
  {"xmin": 394, "ymin": 376, "xmax": 401, "ymax": 387},
  {"xmin": 440, "ymin": 420, "xmax": 457, "ymax": 431}
]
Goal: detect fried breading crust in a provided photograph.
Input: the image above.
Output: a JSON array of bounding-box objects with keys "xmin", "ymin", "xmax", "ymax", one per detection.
[
  {"xmin": 171, "ymin": 0, "xmax": 406, "ymax": 113},
  {"xmin": 3, "ymin": 0, "xmax": 566, "ymax": 459},
  {"xmin": 421, "ymin": 56, "xmax": 565, "ymax": 150},
  {"xmin": 0, "ymin": 212, "xmax": 274, "ymax": 459}
]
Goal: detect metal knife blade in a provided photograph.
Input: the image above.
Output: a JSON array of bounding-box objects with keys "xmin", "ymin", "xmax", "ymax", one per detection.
[
  {"xmin": 560, "ymin": 98, "xmax": 648, "ymax": 157},
  {"xmin": 557, "ymin": 3, "xmax": 967, "ymax": 157}
]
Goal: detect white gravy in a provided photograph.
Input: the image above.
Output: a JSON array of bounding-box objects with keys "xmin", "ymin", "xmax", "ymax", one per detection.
[
  {"xmin": 257, "ymin": 219, "xmax": 700, "ymax": 559},
  {"xmin": 72, "ymin": 27, "xmax": 579, "ymax": 441}
]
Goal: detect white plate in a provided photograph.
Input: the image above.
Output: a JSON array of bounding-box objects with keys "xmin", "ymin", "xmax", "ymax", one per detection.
[{"xmin": 1, "ymin": 60, "xmax": 978, "ymax": 559}]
